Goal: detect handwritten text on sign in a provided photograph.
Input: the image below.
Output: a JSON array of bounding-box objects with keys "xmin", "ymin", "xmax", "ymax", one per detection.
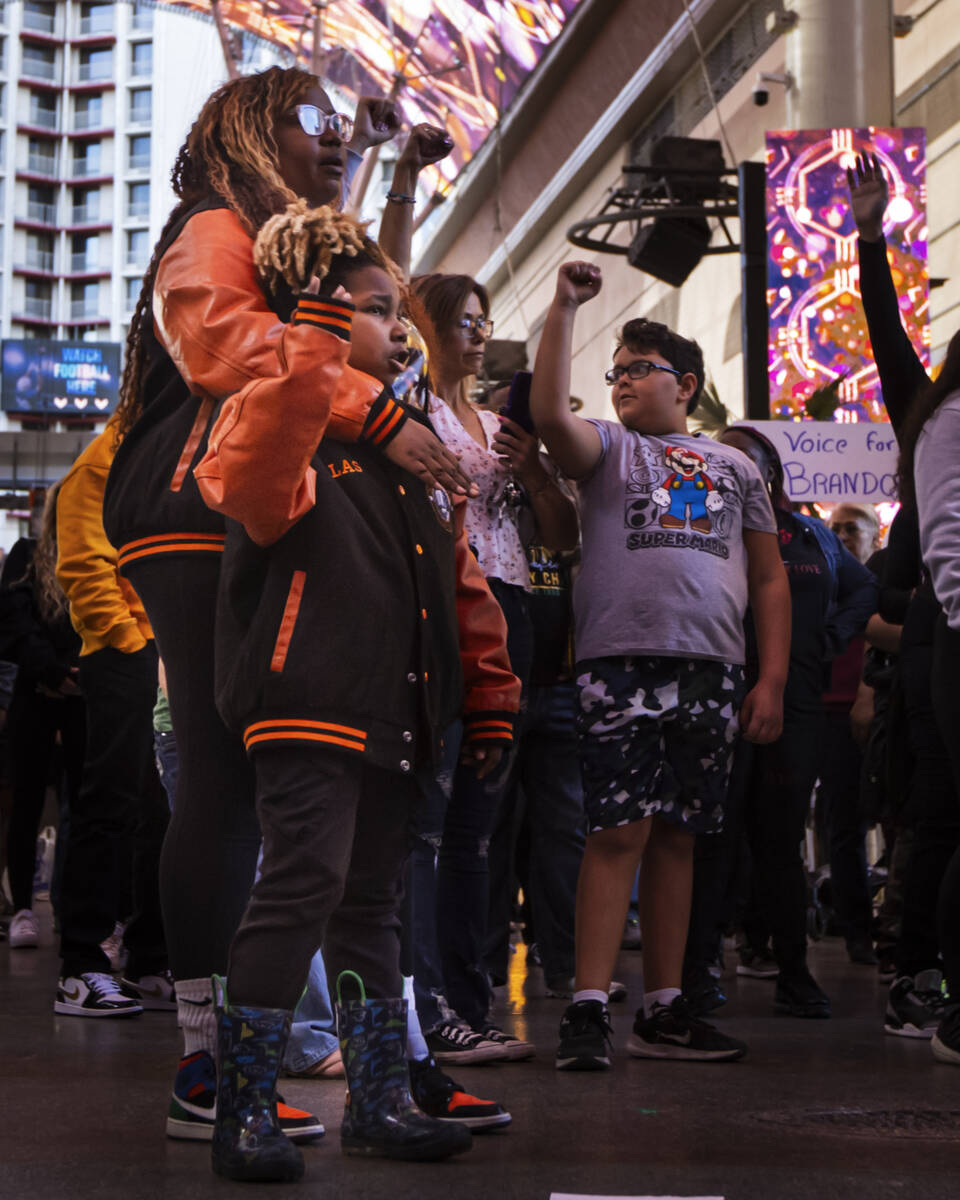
[{"xmin": 734, "ymin": 421, "xmax": 899, "ymax": 504}]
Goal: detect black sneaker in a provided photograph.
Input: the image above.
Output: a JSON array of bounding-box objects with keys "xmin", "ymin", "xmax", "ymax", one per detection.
[
  {"xmin": 627, "ymin": 996, "xmax": 747, "ymax": 1061},
  {"xmin": 480, "ymin": 1024, "xmax": 535, "ymax": 1060},
  {"xmin": 932, "ymin": 1005, "xmax": 960, "ymax": 1066},
  {"xmin": 736, "ymin": 945, "xmax": 779, "ymax": 979},
  {"xmin": 425, "ymin": 1021, "xmax": 507, "ymax": 1064},
  {"xmin": 555, "ymin": 1000, "xmax": 612, "ymax": 1071},
  {"xmin": 774, "ymin": 967, "xmax": 831, "ymax": 1019},
  {"xmin": 55, "ymin": 972, "xmax": 143, "ymax": 1017},
  {"xmin": 884, "ymin": 971, "xmax": 948, "ymax": 1038},
  {"xmin": 683, "ymin": 967, "xmax": 727, "ymax": 1018},
  {"xmin": 409, "ymin": 1056, "xmax": 512, "ymax": 1130}
]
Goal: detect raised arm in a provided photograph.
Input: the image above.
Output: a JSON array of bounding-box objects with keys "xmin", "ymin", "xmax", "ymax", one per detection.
[
  {"xmin": 377, "ymin": 124, "xmax": 453, "ymax": 277},
  {"xmin": 529, "ymin": 262, "xmax": 605, "ymax": 481},
  {"xmin": 848, "ymin": 153, "xmax": 929, "ymax": 436}
]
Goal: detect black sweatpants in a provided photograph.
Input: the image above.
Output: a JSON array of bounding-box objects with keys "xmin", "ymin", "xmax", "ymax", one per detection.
[
  {"xmin": 6, "ymin": 688, "xmax": 85, "ymax": 912},
  {"xmin": 228, "ymin": 745, "xmax": 418, "ymax": 1011},
  {"xmin": 124, "ymin": 557, "xmax": 261, "ymax": 981},
  {"xmin": 58, "ymin": 643, "xmax": 168, "ymax": 978}
]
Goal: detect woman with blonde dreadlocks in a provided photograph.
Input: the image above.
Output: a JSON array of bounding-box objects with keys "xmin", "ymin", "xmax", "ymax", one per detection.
[
  {"xmin": 190, "ymin": 207, "xmax": 519, "ymax": 1181},
  {"xmin": 100, "ymin": 66, "xmax": 460, "ymax": 1156}
]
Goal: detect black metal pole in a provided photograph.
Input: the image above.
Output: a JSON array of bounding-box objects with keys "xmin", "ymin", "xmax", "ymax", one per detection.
[{"xmin": 738, "ymin": 161, "xmax": 769, "ymax": 421}]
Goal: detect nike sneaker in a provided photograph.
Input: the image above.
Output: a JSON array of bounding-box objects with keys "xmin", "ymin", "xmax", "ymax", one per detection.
[
  {"xmin": 121, "ymin": 969, "xmax": 177, "ymax": 1011},
  {"xmin": 166, "ymin": 1050, "xmax": 324, "ymax": 1141},
  {"xmin": 884, "ymin": 971, "xmax": 948, "ymax": 1038},
  {"xmin": 555, "ymin": 999, "xmax": 612, "ymax": 1071},
  {"xmin": 55, "ymin": 972, "xmax": 143, "ymax": 1017},
  {"xmin": 8, "ymin": 908, "xmax": 40, "ymax": 949},
  {"xmin": 627, "ymin": 995, "xmax": 747, "ymax": 1061},
  {"xmin": 409, "ymin": 1055, "xmax": 511, "ymax": 1130}
]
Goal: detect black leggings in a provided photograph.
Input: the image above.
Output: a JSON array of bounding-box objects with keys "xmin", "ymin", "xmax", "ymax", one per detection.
[
  {"xmin": 927, "ymin": 614, "xmax": 960, "ymax": 996},
  {"xmin": 124, "ymin": 556, "xmax": 261, "ymax": 981},
  {"xmin": 6, "ymin": 689, "xmax": 85, "ymax": 912}
]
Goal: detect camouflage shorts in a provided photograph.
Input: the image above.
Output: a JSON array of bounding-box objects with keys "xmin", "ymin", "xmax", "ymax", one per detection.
[{"xmin": 575, "ymin": 655, "xmax": 746, "ymax": 834}]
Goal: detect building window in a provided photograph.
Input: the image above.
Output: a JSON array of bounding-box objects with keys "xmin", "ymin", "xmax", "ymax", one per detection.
[
  {"xmin": 23, "ymin": 1, "xmax": 56, "ymax": 35},
  {"xmin": 131, "ymin": 41, "xmax": 152, "ymax": 77},
  {"xmin": 127, "ymin": 228, "xmax": 149, "ymax": 267},
  {"xmin": 125, "ymin": 275, "xmax": 142, "ymax": 312},
  {"xmin": 132, "ymin": 1, "xmax": 154, "ymax": 32},
  {"xmin": 27, "ymin": 136, "xmax": 57, "ymax": 176},
  {"xmin": 22, "ymin": 43, "xmax": 57, "ymax": 82},
  {"xmin": 28, "ymin": 89, "xmax": 58, "ymax": 130},
  {"xmin": 129, "ymin": 87, "xmax": 151, "ymax": 124},
  {"xmin": 71, "ymin": 280, "xmax": 100, "ymax": 320},
  {"xmin": 72, "ymin": 186, "xmax": 100, "ymax": 223},
  {"xmin": 72, "ymin": 140, "xmax": 101, "ymax": 179},
  {"xmin": 128, "ymin": 133, "xmax": 150, "ymax": 171},
  {"xmin": 25, "ymin": 279, "xmax": 53, "ymax": 320},
  {"xmin": 26, "ymin": 231, "xmax": 55, "ymax": 272},
  {"xmin": 74, "ymin": 93, "xmax": 103, "ymax": 131},
  {"xmin": 80, "ymin": 2, "xmax": 113, "ymax": 37},
  {"xmin": 128, "ymin": 180, "xmax": 149, "ymax": 220},
  {"xmin": 79, "ymin": 47, "xmax": 113, "ymax": 84},
  {"xmin": 72, "ymin": 233, "xmax": 99, "ymax": 272},
  {"xmin": 27, "ymin": 184, "xmax": 56, "ymax": 224}
]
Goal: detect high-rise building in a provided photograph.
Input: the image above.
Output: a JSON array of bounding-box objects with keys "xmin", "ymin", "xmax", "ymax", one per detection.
[{"xmin": 0, "ymin": 1, "xmax": 285, "ymax": 545}]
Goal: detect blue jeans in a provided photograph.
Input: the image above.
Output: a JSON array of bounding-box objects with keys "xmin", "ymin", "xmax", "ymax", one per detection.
[
  {"xmin": 251, "ymin": 835, "xmax": 339, "ymax": 1071},
  {"xmin": 154, "ymin": 729, "xmax": 179, "ymax": 812},
  {"xmin": 284, "ymin": 949, "xmax": 340, "ymax": 1072},
  {"xmin": 486, "ymin": 682, "xmax": 585, "ymax": 986}
]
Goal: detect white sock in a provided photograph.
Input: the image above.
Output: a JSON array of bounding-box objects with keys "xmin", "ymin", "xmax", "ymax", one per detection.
[
  {"xmin": 644, "ymin": 987, "xmax": 682, "ymax": 1017},
  {"xmin": 573, "ymin": 989, "xmax": 609, "ymax": 1006},
  {"xmin": 176, "ymin": 977, "xmax": 217, "ymax": 1057},
  {"xmin": 403, "ymin": 975, "xmax": 430, "ymax": 1062}
]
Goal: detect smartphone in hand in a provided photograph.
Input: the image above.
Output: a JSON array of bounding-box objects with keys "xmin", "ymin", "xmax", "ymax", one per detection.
[{"xmin": 499, "ymin": 370, "xmax": 534, "ymax": 434}]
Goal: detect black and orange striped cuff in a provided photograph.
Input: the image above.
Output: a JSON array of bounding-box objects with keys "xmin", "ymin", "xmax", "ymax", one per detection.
[
  {"xmin": 463, "ymin": 710, "xmax": 516, "ymax": 746},
  {"xmin": 243, "ymin": 717, "xmax": 367, "ymax": 755},
  {"xmin": 117, "ymin": 532, "xmax": 225, "ymax": 571},
  {"xmin": 293, "ymin": 296, "xmax": 354, "ymax": 340},
  {"xmin": 362, "ymin": 390, "xmax": 409, "ymax": 449}
]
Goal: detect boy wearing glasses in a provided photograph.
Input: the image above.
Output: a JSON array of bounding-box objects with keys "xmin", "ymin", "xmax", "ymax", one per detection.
[{"xmin": 529, "ymin": 262, "xmax": 790, "ymax": 1068}]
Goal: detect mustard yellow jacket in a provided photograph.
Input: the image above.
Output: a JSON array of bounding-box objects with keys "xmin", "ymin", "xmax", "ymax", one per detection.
[{"xmin": 56, "ymin": 424, "xmax": 153, "ymax": 656}]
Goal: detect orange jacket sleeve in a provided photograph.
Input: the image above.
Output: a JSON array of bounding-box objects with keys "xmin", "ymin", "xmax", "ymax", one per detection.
[
  {"xmin": 153, "ymin": 208, "xmax": 376, "ymax": 443},
  {"xmin": 194, "ymin": 296, "xmax": 386, "ymax": 547},
  {"xmin": 451, "ymin": 496, "xmax": 522, "ymax": 746}
]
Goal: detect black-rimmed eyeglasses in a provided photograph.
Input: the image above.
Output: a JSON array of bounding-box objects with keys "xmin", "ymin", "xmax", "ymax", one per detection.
[
  {"xmin": 604, "ymin": 360, "xmax": 682, "ymax": 386},
  {"xmin": 294, "ymin": 105, "xmax": 354, "ymax": 141}
]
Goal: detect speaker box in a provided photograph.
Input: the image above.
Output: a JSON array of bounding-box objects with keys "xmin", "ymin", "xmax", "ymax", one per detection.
[{"xmin": 627, "ymin": 217, "xmax": 711, "ymax": 287}]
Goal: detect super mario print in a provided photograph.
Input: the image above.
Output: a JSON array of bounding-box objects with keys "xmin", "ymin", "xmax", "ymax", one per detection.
[
  {"xmin": 623, "ymin": 438, "xmax": 744, "ymax": 558},
  {"xmin": 651, "ymin": 445, "xmax": 724, "ymax": 533}
]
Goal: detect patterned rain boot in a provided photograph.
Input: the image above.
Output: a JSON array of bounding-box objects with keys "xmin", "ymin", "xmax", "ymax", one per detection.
[
  {"xmin": 210, "ymin": 976, "xmax": 305, "ymax": 1182},
  {"xmin": 335, "ymin": 970, "xmax": 473, "ymax": 1161}
]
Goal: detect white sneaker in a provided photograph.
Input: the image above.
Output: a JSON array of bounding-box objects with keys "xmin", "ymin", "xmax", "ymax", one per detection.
[
  {"xmin": 8, "ymin": 908, "xmax": 40, "ymax": 949},
  {"xmin": 55, "ymin": 972, "xmax": 143, "ymax": 1017},
  {"xmin": 121, "ymin": 968, "xmax": 177, "ymax": 1011},
  {"xmin": 100, "ymin": 921, "xmax": 128, "ymax": 971}
]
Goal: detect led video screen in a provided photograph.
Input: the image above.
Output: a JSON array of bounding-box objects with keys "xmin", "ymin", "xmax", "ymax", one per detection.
[
  {"xmin": 1, "ymin": 340, "xmax": 122, "ymax": 416},
  {"xmin": 160, "ymin": 0, "xmax": 585, "ymax": 190},
  {"xmin": 766, "ymin": 127, "xmax": 928, "ymax": 422}
]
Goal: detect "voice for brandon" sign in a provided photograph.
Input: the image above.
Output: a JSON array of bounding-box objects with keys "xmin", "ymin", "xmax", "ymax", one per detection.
[{"xmin": 734, "ymin": 421, "xmax": 899, "ymax": 504}]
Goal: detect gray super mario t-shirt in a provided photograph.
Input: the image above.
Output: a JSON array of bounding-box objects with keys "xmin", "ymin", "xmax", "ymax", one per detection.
[{"xmin": 573, "ymin": 421, "xmax": 777, "ymax": 665}]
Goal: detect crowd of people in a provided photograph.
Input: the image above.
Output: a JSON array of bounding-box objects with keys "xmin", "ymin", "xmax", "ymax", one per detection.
[{"xmin": 0, "ymin": 69, "xmax": 957, "ymax": 1185}]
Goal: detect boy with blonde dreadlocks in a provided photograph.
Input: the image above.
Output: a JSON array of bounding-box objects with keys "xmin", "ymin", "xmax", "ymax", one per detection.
[
  {"xmin": 100, "ymin": 66, "xmax": 459, "ymax": 1167},
  {"xmin": 189, "ymin": 206, "xmax": 519, "ymax": 1181}
]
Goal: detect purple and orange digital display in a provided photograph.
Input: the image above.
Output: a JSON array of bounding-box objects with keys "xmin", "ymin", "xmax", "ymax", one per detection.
[{"xmin": 765, "ymin": 127, "xmax": 928, "ymax": 422}]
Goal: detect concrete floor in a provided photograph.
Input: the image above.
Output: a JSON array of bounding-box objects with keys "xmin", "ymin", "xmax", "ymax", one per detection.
[{"xmin": 2, "ymin": 904, "xmax": 959, "ymax": 1200}]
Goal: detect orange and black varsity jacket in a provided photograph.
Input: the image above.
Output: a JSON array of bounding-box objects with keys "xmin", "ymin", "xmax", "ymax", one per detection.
[
  {"xmin": 103, "ymin": 203, "xmax": 409, "ymax": 574},
  {"xmin": 194, "ymin": 310, "xmax": 521, "ymax": 774}
]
